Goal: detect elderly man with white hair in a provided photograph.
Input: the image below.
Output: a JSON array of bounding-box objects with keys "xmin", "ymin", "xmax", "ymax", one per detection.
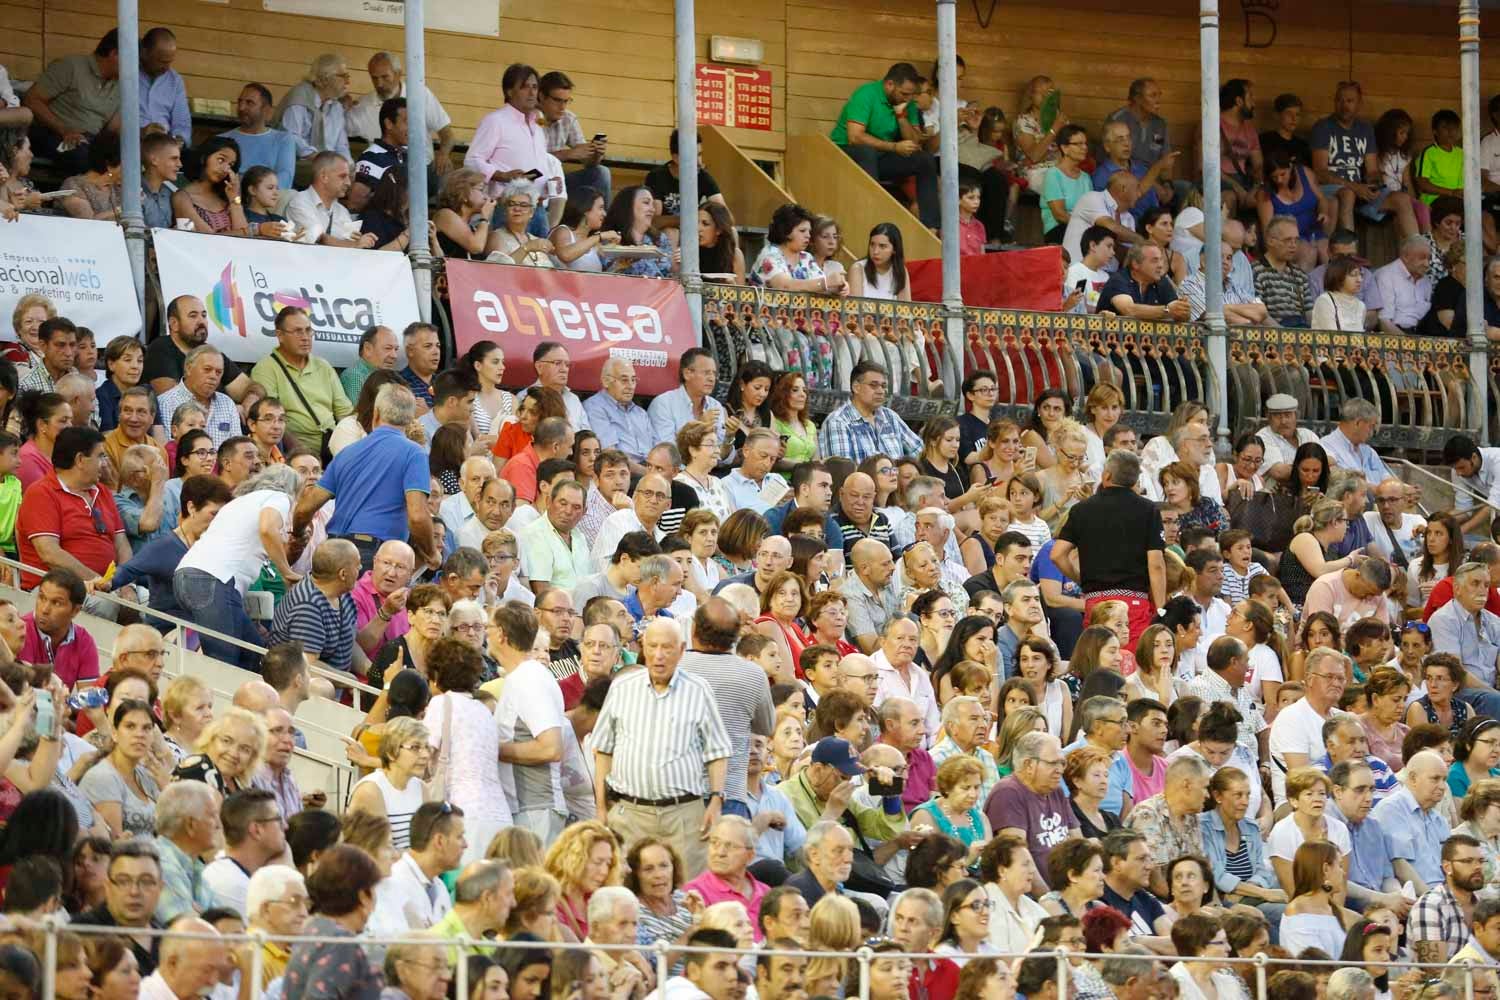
[
  {"xmin": 113, "ymin": 622, "xmax": 168, "ymax": 684},
  {"xmin": 246, "ymin": 865, "xmax": 308, "ymax": 983},
  {"xmin": 1370, "ymin": 749, "xmax": 1453, "ymax": 895},
  {"xmin": 985, "ymin": 730, "xmax": 1078, "ymax": 893},
  {"xmin": 140, "ymin": 916, "xmax": 230, "ymax": 1000},
  {"xmin": 273, "ymin": 52, "xmax": 353, "ymax": 160},
  {"xmin": 930, "ymin": 696, "xmax": 1001, "ymax": 800},
  {"xmin": 584, "ymin": 884, "xmax": 652, "ymax": 996},
  {"xmin": 684, "ymin": 816, "xmax": 771, "ymax": 936},
  {"xmin": 152, "ymin": 781, "xmax": 223, "ymax": 923},
  {"xmin": 156, "ymin": 345, "xmax": 240, "ymax": 450},
  {"xmin": 352, "ymin": 539, "xmax": 417, "ymax": 659},
  {"xmin": 912, "ymin": 507, "xmax": 971, "ymax": 591},
  {"xmin": 593, "ymin": 616, "xmax": 733, "ymax": 878},
  {"xmin": 55, "ymin": 370, "xmax": 98, "ymax": 429},
  {"xmin": 439, "ymin": 456, "xmax": 498, "ymax": 545},
  {"xmin": 348, "ymin": 50, "xmax": 453, "ymax": 159},
  {"xmin": 584, "ymin": 357, "xmax": 654, "ymax": 471},
  {"xmin": 1325, "ymin": 968, "xmax": 1376, "ymax": 1000}
]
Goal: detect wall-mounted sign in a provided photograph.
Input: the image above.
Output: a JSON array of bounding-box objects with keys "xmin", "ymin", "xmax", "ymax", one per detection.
[
  {"xmin": 262, "ymin": 0, "xmax": 500, "ymax": 37},
  {"xmin": 695, "ymin": 64, "xmax": 773, "ymax": 132}
]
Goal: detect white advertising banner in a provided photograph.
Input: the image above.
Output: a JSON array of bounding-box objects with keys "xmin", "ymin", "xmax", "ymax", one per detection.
[
  {"xmin": 0, "ymin": 215, "xmax": 141, "ymax": 341},
  {"xmin": 152, "ymin": 229, "xmax": 421, "ymax": 371},
  {"xmin": 262, "ymin": 0, "xmax": 500, "ymax": 36}
]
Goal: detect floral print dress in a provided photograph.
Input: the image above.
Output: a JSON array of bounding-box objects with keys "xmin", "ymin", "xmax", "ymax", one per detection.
[
  {"xmin": 282, "ymin": 915, "xmax": 384, "ymax": 1000},
  {"xmin": 749, "ymin": 246, "xmax": 825, "ymax": 288}
]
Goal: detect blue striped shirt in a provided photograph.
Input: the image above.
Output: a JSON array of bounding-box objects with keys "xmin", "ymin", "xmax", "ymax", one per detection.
[
  {"xmin": 270, "ymin": 576, "xmax": 357, "ymax": 674},
  {"xmin": 592, "ymin": 666, "xmax": 733, "ymax": 800}
]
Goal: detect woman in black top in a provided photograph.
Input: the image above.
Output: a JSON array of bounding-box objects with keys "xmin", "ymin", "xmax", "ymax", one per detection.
[
  {"xmin": 917, "ymin": 415, "xmax": 988, "ymax": 510},
  {"xmin": 358, "ymin": 168, "xmax": 412, "ymax": 252},
  {"xmin": 432, "ymin": 168, "xmax": 494, "ymax": 260}
]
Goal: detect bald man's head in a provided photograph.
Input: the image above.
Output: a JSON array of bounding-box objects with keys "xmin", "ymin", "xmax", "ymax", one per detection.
[
  {"xmin": 160, "ymin": 917, "xmax": 228, "ymax": 997},
  {"xmin": 233, "ymin": 680, "xmax": 280, "ymax": 715},
  {"xmin": 850, "ymin": 538, "xmax": 896, "ymax": 588},
  {"xmin": 692, "ymin": 596, "xmax": 742, "ymax": 653},
  {"xmin": 840, "ymin": 472, "xmax": 876, "ymax": 523}
]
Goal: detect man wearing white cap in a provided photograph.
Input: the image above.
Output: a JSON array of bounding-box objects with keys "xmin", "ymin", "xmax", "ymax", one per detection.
[{"xmin": 1255, "ymin": 393, "xmax": 1319, "ymax": 483}]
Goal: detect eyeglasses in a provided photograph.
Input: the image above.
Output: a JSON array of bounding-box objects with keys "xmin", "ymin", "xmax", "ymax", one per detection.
[
  {"xmin": 931, "ymin": 608, "xmax": 958, "ymax": 620},
  {"xmin": 1308, "ymin": 672, "xmax": 1347, "ymax": 685},
  {"xmin": 489, "ymin": 553, "xmax": 517, "ymax": 564},
  {"xmin": 187, "ymin": 448, "xmax": 216, "ymax": 458},
  {"xmin": 400, "ymin": 741, "xmax": 432, "ymax": 754},
  {"xmin": 90, "ymin": 503, "xmax": 109, "ymax": 536},
  {"xmin": 962, "ymin": 899, "xmax": 994, "ymax": 913},
  {"xmin": 971, "ymin": 385, "xmax": 998, "ymax": 395},
  {"xmin": 273, "ymin": 895, "xmax": 311, "ymax": 910},
  {"xmin": 109, "ymin": 875, "xmax": 160, "ymax": 893},
  {"xmin": 452, "ymin": 622, "xmax": 485, "ymax": 634}
]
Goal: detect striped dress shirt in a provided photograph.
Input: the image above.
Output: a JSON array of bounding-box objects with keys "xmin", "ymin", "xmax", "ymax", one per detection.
[
  {"xmin": 592, "ymin": 665, "xmax": 733, "ymax": 800},
  {"xmin": 678, "ymin": 650, "xmax": 777, "ymax": 806}
]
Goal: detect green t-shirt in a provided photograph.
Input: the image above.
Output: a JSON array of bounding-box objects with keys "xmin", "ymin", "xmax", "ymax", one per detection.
[
  {"xmin": 1416, "ymin": 143, "xmax": 1465, "ymax": 205},
  {"xmin": 830, "ymin": 80, "xmax": 921, "ymax": 147},
  {"xmin": 0, "ymin": 475, "xmax": 18, "ymax": 555}
]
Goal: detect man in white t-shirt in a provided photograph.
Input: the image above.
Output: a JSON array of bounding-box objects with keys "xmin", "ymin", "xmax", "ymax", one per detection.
[
  {"xmin": 1066, "ymin": 225, "xmax": 1116, "ymax": 314},
  {"xmin": 1363, "ymin": 477, "xmax": 1427, "ymax": 566},
  {"xmin": 491, "ymin": 603, "xmax": 568, "ymax": 843},
  {"xmin": 1268, "ymin": 648, "xmax": 1347, "ymax": 804},
  {"xmin": 1255, "ymin": 394, "xmax": 1320, "ymax": 483},
  {"xmin": 1062, "ymin": 170, "xmax": 1139, "ymax": 270}
]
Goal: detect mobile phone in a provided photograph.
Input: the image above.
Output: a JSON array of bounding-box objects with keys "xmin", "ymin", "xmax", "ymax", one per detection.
[
  {"xmin": 867, "ymin": 773, "xmax": 905, "ymax": 797},
  {"xmin": 523, "ymin": 168, "xmax": 543, "ymax": 180},
  {"xmin": 591, "ymin": 133, "xmax": 607, "ymax": 143},
  {"xmin": 1074, "ymin": 279, "xmax": 1087, "ymax": 293},
  {"xmin": 34, "ymin": 691, "xmax": 53, "ymax": 738}
]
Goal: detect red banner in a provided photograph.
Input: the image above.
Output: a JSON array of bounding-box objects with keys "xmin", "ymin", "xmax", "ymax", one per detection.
[
  {"xmin": 908, "ymin": 246, "xmax": 1064, "ymax": 310},
  {"xmin": 445, "ymin": 261, "xmax": 695, "ymax": 396}
]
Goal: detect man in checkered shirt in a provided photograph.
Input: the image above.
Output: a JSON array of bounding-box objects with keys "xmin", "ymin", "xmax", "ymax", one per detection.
[{"xmin": 1407, "ymin": 831, "xmax": 1485, "ymax": 964}]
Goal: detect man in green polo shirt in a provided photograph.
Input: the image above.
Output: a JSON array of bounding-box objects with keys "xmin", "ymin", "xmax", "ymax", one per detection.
[
  {"xmin": 250, "ymin": 306, "xmax": 354, "ymax": 453},
  {"xmin": 426, "ymin": 860, "xmax": 511, "ymax": 962},
  {"xmin": 829, "ymin": 62, "xmax": 939, "ymax": 229}
]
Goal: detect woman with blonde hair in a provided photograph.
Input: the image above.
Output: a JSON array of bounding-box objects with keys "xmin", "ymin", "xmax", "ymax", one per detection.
[
  {"xmin": 348, "ymin": 716, "xmax": 430, "ymax": 851},
  {"xmin": 1278, "ymin": 498, "xmax": 1353, "ymax": 610},
  {"xmin": 486, "ymin": 827, "xmax": 545, "ymax": 871},
  {"xmin": 173, "ymin": 706, "xmax": 268, "ymax": 796},
  {"xmin": 994, "ymin": 708, "xmax": 1045, "ymax": 777},
  {"xmin": 432, "ymin": 168, "xmax": 495, "ymax": 260},
  {"xmin": 960, "ymin": 489, "xmax": 1013, "ymax": 575},
  {"xmin": 160, "ymin": 675, "xmax": 214, "ymax": 763},
  {"xmin": 804, "ymin": 894, "xmax": 861, "ymax": 996},
  {"xmin": 504, "ymin": 867, "xmax": 564, "ymax": 940},
  {"xmin": 543, "ymin": 820, "xmax": 623, "ymax": 941},
  {"xmin": 1081, "ymin": 383, "xmax": 1124, "ymax": 480},
  {"xmin": 1038, "ymin": 419, "xmax": 1092, "ymax": 533}
]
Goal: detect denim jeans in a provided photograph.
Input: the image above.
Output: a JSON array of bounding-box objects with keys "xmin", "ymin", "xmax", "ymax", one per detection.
[
  {"xmin": 172, "ymin": 568, "xmax": 266, "ymax": 671},
  {"xmin": 566, "ymin": 163, "xmax": 612, "ymax": 202},
  {"xmin": 1458, "ymin": 686, "xmax": 1500, "ymax": 720}
]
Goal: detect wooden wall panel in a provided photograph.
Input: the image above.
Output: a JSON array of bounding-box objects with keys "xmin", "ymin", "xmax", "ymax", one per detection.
[
  {"xmin": 787, "ymin": 0, "xmax": 1500, "ymax": 162},
  {"xmin": 695, "ymin": 0, "xmax": 787, "ymax": 155}
]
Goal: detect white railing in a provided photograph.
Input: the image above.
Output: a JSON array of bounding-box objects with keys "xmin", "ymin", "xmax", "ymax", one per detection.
[{"xmin": 29, "ymin": 919, "xmax": 1499, "ymax": 1000}]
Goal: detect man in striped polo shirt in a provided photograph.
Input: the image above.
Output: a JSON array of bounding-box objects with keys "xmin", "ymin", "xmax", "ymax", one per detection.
[
  {"xmin": 593, "ymin": 617, "xmax": 733, "ymax": 878},
  {"xmin": 269, "ymin": 538, "xmax": 362, "ymax": 677}
]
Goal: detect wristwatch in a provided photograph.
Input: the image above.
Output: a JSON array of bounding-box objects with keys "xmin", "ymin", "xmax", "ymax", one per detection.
[{"xmin": 707, "ymin": 791, "xmax": 724, "ymax": 801}]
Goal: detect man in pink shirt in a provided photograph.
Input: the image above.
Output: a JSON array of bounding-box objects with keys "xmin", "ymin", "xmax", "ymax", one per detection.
[
  {"xmin": 21, "ymin": 568, "xmax": 99, "ymax": 691},
  {"xmin": 351, "ymin": 539, "xmax": 415, "ymax": 661},
  {"xmin": 683, "ymin": 815, "xmax": 771, "ymax": 940},
  {"xmin": 1302, "ymin": 558, "xmax": 1393, "ymax": 634},
  {"xmin": 464, "ymin": 62, "xmax": 564, "ymax": 230}
]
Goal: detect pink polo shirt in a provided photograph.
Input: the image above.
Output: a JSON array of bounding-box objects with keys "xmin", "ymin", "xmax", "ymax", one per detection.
[
  {"xmin": 20, "ymin": 613, "xmax": 99, "ymax": 691},
  {"xmin": 350, "ymin": 572, "xmax": 409, "ymax": 658},
  {"xmin": 682, "ymin": 869, "xmax": 770, "ymax": 941}
]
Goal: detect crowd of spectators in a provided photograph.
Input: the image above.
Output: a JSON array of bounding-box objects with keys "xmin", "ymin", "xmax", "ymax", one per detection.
[{"xmin": 4, "ymin": 24, "xmax": 1500, "ymax": 1000}]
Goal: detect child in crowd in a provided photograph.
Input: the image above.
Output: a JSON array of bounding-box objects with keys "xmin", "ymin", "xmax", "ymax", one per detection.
[
  {"xmin": 74, "ymin": 327, "xmax": 98, "ymax": 384},
  {"xmin": 0, "ymin": 432, "xmax": 18, "ymax": 559},
  {"xmin": 958, "ymin": 178, "xmax": 986, "ymax": 256},
  {"xmin": 243, "ymin": 165, "xmax": 294, "ymax": 239},
  {"xmin": 1218, "ymin": 529, "xmax": 1267, "ymax": 603},
  {"xmin": 1275, "ymin": 681, "xmax": 1305, "ymax": 716},
  {"xmin": 737, "ymin": 632, "xmax": 781, "ymax": 683},
  {"xmin": 770, "ymin": 682, "xmax": 806, "ymax": 719},
  {"xmin": 1005, "ymin": 472, "xmax": 1052, "ymax": 548}
]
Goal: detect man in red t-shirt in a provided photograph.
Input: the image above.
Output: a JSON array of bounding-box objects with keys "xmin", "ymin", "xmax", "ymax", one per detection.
[
  {"xmin": 1423, "ymin": 544, "xmax": 1500, "ymax": 620},
  {"xmin": 16, "ymin": 427, "xmax": 129, "ymax": 600}
]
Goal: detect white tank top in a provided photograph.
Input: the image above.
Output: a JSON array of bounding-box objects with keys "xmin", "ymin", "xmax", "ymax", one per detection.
[
  {"xmin": 354, "ymin": 769, "xmax": 426, "ymax": 850},
  {"xmin": 854, "ymin": 259, "xmax": 899, "ymax": 300}
]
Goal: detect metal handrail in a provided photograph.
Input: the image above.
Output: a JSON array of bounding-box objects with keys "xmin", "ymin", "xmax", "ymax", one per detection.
[{"xmin": 0, "ymin": 554, "xmax": 378, "ymax": 697}]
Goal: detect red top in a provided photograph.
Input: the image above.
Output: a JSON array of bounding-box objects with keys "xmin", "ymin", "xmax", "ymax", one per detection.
[
  {"xmin": 501, "ymin": 445, "xmax": 541, "ymax": 504},
  {"xmin": 20, "ymin": 612, "xmax": 99, "ymax": 691},
  {"xmin": 491, "ymin": 421, "xmax": 532, "ymax": 460},
  {"xmin": 755, "ymin": 614, "xmax": 814, "ymax": 679},
  {"xmin": 909, "ymin": 958, "xmax": 960, "ymax": 1000},
  {"xmin": 1422, "ymin": 577, "xmax": 1500, "ymax": 621},
  {"xmin": 16, "ymin": 474, "xmax": 125, "ymax": 590}
]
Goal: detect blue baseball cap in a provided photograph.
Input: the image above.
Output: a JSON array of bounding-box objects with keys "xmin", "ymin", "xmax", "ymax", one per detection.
[{"xmin": 811, "ymin": 738, "xmax": 865, "ymax": 777}]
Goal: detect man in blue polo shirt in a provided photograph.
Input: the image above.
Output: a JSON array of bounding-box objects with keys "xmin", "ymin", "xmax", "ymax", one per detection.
[
  {"xmin": 1096, "ymin": 245, "xmax": 1190, "ymax": 321},
  {"xmin": 293, "ymin": 383, "xmax": 437, "ymax": 573},
  {"xmin": 1099, "ymin": 830, "xmax": 1171, "ymax": 943}
]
